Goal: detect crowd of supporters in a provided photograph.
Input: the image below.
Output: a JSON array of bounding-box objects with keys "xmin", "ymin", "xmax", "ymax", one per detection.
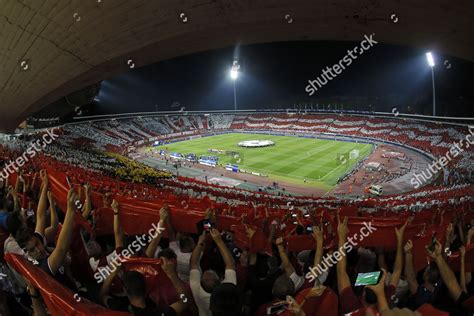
[
  {"xmin": 0, "ymin": 113, "xmax": 472, "ymax": 315},
  {"xmin": 0, "ymin": 164, "xmax": 473, "ymax": 315}
]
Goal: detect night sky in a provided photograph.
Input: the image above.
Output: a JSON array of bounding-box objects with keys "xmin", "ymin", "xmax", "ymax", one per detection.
[{"xmin": 96, "ymin": 41, "xmax": 474, "ymax": 117}]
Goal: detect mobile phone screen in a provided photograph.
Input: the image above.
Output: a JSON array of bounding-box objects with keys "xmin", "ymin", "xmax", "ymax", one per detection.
[
  {"xmin": 203, "ymin": 220, "xmax": 212, "ymax": 231},
  {"xmin": 266, "ymin": 301, "xmax": 289, "ymax": 315},
  {"xmin": 355, "ymin": 271, "xmax": 382, "ymax": 286}
]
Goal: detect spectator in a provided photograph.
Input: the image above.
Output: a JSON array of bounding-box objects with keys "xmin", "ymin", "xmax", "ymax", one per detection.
[
  {"xmin": 16, "ymin": 185, "xmax": 79, "ymax": 291},
  {"xmin": 190, "ymin": 228, "xmax": 236, "ymax": 315},
  {"xmin": 404, "ymin": 240, "xmax": 441, "ymax": 309},
  {"xmin": 99, "ymin": 258, "xmax": 189, "ymax": 315}
]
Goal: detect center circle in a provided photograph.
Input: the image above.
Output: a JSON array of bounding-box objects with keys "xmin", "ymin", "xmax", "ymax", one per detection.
[{"xmin": 237, "ymin": 140, "xmax": 275, "ymax": 147}]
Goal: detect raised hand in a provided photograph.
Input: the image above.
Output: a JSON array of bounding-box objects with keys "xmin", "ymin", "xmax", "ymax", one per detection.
[
  {"xmin": 204, "ymin": 208, "xmax": 212, "ymax": 219},
  {"xmin": 159, "ymin": 207, "xmax": 168, "ymax": 221},
  {"xmin": 84, "ymin": 183, "xmax": 91, "ymax": 196},
  {"xmin": 467, "ymin": 227, "xmax": 474, "ymax": 244},
  {"xmin": 395, "ymin": 221, "xmax": 408, "ymax": 241},
  {"xmin": 47, "ymin": 191, "xmax": 55, "ymax": 206},
  {"xmin": 286, "ymin": 295, "xmax": 304, "ymax": 316},
  {"xmin": 111, "ymin": 199, "xmax": 119, "ymax": 212},
  {"xmin": 209, "ymin": 228, "xmax": 222, "ymax": 242},
  {"xmin": 366, "ymin": 268, "xmax": 387, "ymax": 297},
  {"xmin": 67, "ymin": 188, "xmax": 77, "ymax": 211},
  {"xmin": 197, "ymin": 231, "xmax": 207, "ymax": 245},
  {"xmin": 312, "ymin": 226, "xmax": 323, "ymax": 242},
  {"xmin": 337, "ymin": 216, "xmax": 349, "ymax": 240},
  {"xmin": 446, "ymin": 223, "xmax": 454, "ymax": 239},
  {"xmin": 161, "ymin": 257, "xmax": 176, "ymax": 277},
  {"xmin": 7, "ymin": 185, "xmax": 16, "ymax": 197},
  {"xmin": 404, "ymin": 240, "xmax": 413, "ymax": 253},
  {"xmin": 40, "ymin": 170, "xmax": 48, "ymax": 184},
  {"xmin": 275, "ymin": 237, "xmax": 284, "ymax": 247},
  {"xmin": 245, "ymin": 226, "xmax": 256, "ymax": 239},
  {"xmin": 426, "ymin": 239, "xmax": 442, "ymax": 259}
]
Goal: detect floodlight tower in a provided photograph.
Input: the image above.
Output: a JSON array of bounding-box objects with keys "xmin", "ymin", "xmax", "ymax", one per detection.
[
  {"xmin": 425, "ymin": 52, "xmax": 436, "ymax": 116},
  {"xmin": 230, "ymin": 60, "xmax": 240, "ymax": 111}
]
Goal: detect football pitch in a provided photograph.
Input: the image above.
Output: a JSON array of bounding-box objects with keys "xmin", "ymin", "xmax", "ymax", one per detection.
[{"xmin": 152, "ymin": 133, "xmax": 373, "ymax": 190}]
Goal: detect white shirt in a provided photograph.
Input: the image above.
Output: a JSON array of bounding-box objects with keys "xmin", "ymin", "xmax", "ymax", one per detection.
[
  {"xmin": 169, "ymin": 241, "xmax": 191, "ymax": 282},
  {"xmin": 4, "ymin": 236, "xmax": 25, "ymax": 256},
  {"xmin": 4, "ymin": 236, "xmax": 27, "ymax": 289},
  {"xmin": 385, "ymin": 272, "xmax": 409, "ymax": 299},
  {"xmin": 89, "ymin": 250, "xmax": 120, "ymax": 272},
  {"xmin": 190, "ymin": 269, "xmax": 237, "ymax": 316}
]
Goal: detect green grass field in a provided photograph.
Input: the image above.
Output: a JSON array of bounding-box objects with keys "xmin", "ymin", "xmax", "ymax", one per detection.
[{"xmin": 152, "ymin": 133, "xmax": 373, "ymax": 190}]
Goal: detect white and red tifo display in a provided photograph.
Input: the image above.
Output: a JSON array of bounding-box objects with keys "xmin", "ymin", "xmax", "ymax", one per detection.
[{"xmin": 237, "ymin": 140, "xmax": 275, "ymax": 148}]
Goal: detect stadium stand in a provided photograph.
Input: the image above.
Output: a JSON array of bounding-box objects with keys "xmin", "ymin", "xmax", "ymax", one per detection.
[{"xmin": 0, "ymin": 112, "xmax": 473, "ymax": 315}]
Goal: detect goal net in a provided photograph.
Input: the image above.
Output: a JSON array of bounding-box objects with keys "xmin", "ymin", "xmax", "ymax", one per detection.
[{"xmin": 350, "ymin": 149, "xmax": 360, "ymax": 160}]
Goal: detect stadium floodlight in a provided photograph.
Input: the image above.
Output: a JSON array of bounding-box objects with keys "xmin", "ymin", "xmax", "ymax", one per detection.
[
  {"xmin": 230, "ymin": 60, "xmax": 240, "ymax": 111},
  {"xmin": 230, "ymin": 68, "xmax": 238, "ymax": 80},
  {"xmin": 425, "ymin": 52, "xmax": 435, "ymax": 67},
  {"xmin": 425, "ymin": 52, "xmax": 436, "ymax": 116}
]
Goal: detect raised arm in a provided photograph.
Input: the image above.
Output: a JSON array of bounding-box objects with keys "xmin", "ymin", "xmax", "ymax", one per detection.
[
  {"xmin": 336, "ymin": 216, "xmax": 352, "ymax": 294},
  {"xmin": 460, "ymin": 246, "xmax": 467, "ymax": 293},
  {"xmin": 163, "ymin": 203, "xmax": 176, "ymax": 241},
  {"xmin": 111, "ymin": 199, "xmax": 124, "ymax": 249},
  {"xmin": 276, "ymin": 237, "xmax": 296, "ymax": 277},
  {"xmin": 7, "ymin": 186, "xmax": 20, "ymax": 213},
  {"xmin": 391, "ymin": 221, "xmax": 407, "ymax": 287},
  {"xmin": 377, "ymin": 249, "xmax": 389, "ymax": 271},
  {"xmin": 99, "ymin": 268, "xmax": 119, "ymax": 306},
  {"xmin": 210, "ymin": 228, "xmax": 235, "ymax": 270},
  {"xmin": 44, "ymin": 191, "xmax": 59, "ymax": 244},
  {"xmin": 312, "ymin": 226, "xmax": 323, "ymax": 269},
  {"xmin": 467, "ymin": 228, "xmax": 473, "ymax": 285},
  {"xmin": 81, "ymin": 184, "xmax": 92, "ymax": 220},
  {"xmin": 403, "ymin": 240, "xmax": 418, "ymax": 295},
  {"xmin": 145, "ymin": 207, "xmax": 167, "ymax": 258},
  {"xmin": 34, "ymin": 170, "xmax": 49, "ymax": 236},
  {"xmin": 190, "ymin": 233, "xmax": 206, "ymax": 270},
  {"xmin": 48, "ymin": 188, "xmax": 77, "ymax": 274},
  {"xmin": 21, "ymin": 176, "xmax": 29, "ymax": 211},
  {"xmin": 467, "ymin": 227, "xmax": 474, "ymax": 245},
  {"xmin": 25, "ymin": 279, "xmax": 48, "ymax": 316},
  {"xmin": 162, "ymin": 257, "xmax": 190, "ymax": 314},
  {"xmin": 15, "ymin": 170, "xmax": 22, "ymax": 193},
  {"xmin": 428, "ymin": 240, "xmax": 463, "ymax": 302},
  {"xmin": 444, "ymin": 223, "xmax": 455, "ymax": 260},
  {"xmin": 267, "ymin": 221, "xmax": 277, "ymax": 243},
  {"xmin": 367, "ymin": 269, "xmax": 389, "ymax": 313}
]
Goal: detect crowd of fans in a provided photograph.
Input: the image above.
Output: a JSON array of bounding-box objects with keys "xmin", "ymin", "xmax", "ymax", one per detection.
[
  {"xmin": 52, "ymin": 113, "xmax": 474, "ymax": 181},
  {"xmin": 0, "ymin": 113, "xmax": 472, "ymax": 315},
  {"xmin": 1, "ymin": 165, "xmax": 473, "ymax": 315}
]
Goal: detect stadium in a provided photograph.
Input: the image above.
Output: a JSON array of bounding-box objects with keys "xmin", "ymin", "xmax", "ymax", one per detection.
[{"xmin": 0, "ymin": 1, "xmax": 473, "ymax": 315}]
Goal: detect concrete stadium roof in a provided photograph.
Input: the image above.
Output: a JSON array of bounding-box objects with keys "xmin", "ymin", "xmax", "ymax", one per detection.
[{"xmin": 0, "ymin": 0, "xmax": 473, "ymax": 132}]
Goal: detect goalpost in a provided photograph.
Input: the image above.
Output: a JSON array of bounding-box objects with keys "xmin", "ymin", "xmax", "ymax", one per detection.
[
  {"xmin": 350, "ymin": 149, "xmax": 360, "ymax": 160},
  {"xmin": 336, "ymin": 149, "xmax": 359, "ymax": 165}
]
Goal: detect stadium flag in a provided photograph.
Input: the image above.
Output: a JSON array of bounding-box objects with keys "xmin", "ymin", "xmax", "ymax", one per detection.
[{"xmin": 336, "ymin": 152, "xmax": 350, "ymax": 165}]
